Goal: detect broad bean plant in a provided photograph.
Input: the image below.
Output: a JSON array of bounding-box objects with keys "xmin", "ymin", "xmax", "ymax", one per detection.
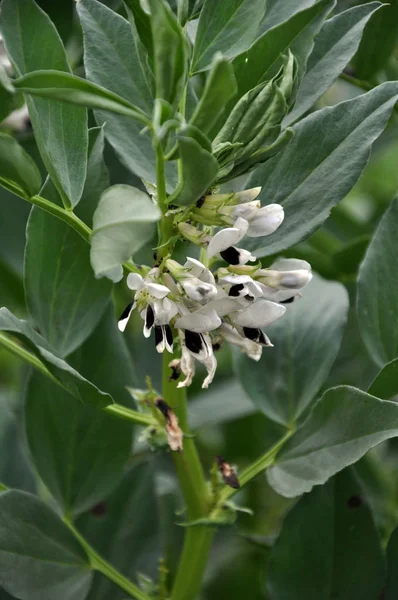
[{"xmin": 1, "ymin": 0, "xmax": 398, "ymax": 598}]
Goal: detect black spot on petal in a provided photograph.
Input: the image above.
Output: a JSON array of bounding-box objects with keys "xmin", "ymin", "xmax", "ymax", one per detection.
[
  {"xmin": 280, "ymin": 296, "xmax": 295, "ymax": 304},
  {"xmin": 243, "ymin": 327, "xmax": 259, "ymax": 341},
  {"xmin": 229, "ymin": 283, "xmax": 245, "ymax": 297},
  {"xmin": 185, "ymin": 330, "xmax": 203, "ymax": 354},
  {"xmin": 155, "ymin": 325, "xmax": 163, "ymax": 347},
  {"xmin": 196, "ymin": 196, "xmax": 205, "ymax": 208},
  {"xmin": 146, "ymin": 304, "xmax": 155, "ymax": 331},
  {"xmin": 165, "ymin": 325, "xmax": 173, "ymax": 348},
  {"xmin": 119, "ymin": 302, "xmax": 134, "ymax": 322},
  {"xmin": 220, "ymin": 247, "xmax": 240, "ymax": 265}
]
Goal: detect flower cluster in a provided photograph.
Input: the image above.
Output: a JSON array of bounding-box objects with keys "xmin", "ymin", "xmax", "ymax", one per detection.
[{"xmin": 118, "ymin": 187, "xmax": 312, "ymax": 389}]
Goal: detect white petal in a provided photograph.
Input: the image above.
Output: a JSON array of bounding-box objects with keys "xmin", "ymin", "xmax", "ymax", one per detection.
[
  {"xmin": 231, "ymin": 299, "xmax": 286, "ymax": 328},
  {"xmin": 117, "ymin": 302, "xmax": 135, "ymax": 332},
  {"xmin": 225, "ymin": 200, "xmax": 261, "ymax": 221},
  {"xmin": 181, "ymin": 277, "xmax": 218, "ymax": 303},
  {"xmin": 236, "ymin": 248, "xmax": 257, "ymax": 265},
  {"xmin": 236, "ymin": 187, "xmax": 262, "ymax": 203},
  {"xmin": 185, "ymin": 257, "xmax": 216, "ymax": 285},
  {"xmin": 202, "ymin": 354, "xmax": 217, "ymax": 388},
  {"xmin": 175, "ymin": 308, "xmax": 221, "ymax": 333},
  {"xmin": 247, "ymin": 204, "xmax": 284, "ymax": 238},
  {"xmin": 127, "ymin": 273, "xmax": 144, "ymax": 291},
  {"xmin": 219, "ymin": 275, "xmax": 263, "ymax": 298},
  {"xmin": 154, "ymin": 298, "xmax": 179, "ymax": 325},
  {"xmin": 207, "ymin": 217, "xmax": 249, "ymax": 258},
  {"xmin": 206, "ymin": 296, "xmax": 244, "ymax": 317},
  {"xmin": 177, "ymin": 346, "xmax": 195, "ymax": 388},
  {"xmin": 146, "ymin": 282, "xmax": 170, "ymax": 298},
  {"xmin": 270, "ymin": 258, "xmax": 311, "ymax": 272},
  {"xmin": 219, "ymin": 323, "xmax": 263, "ymax": 361}
]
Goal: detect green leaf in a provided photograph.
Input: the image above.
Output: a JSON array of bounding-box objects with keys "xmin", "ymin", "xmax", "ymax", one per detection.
[
  {"xmin": 123, "ymin": 0, "xmax": 154, "ymax": 66},
  {"xmin": 189, "ymin": 53, "xmax": 238, "ymax": 138},
  {"xmin": 232, "ymin": 0, "xmax": 334, "ymax": 101},
  {"xmin": 26, "ymin": 307, "xmax": 135, "ymax": 517},
  {"xmin": 236, "ymin": 276, "xmax": 348, "ymax": 427},
  {"xmin": 386, "ymin": 526, "xmax": 398, "ymax": 600},
  {"xmin": 331, "ymin": 236, "xmax": 370, "ymax": 277},
  {"xmin": 368, "ymin": 359, "xmax": 398, "ymax": 400},
  {"xmin": 0, "ymin": 393, "xmax": 35, "ymax": 493},
  {"xmin": 0, "ymin": 134, "xmax": 42, "ymax": 199},
  {"xmin": 285, "ymin": 2, "xmax": 383, "ymax": 126},
  {"xmin": 0, "ymin": 0, "xmax": 88, "ymax": 208},
  {"xmin": 267, "ymin": 469, "xmax": 385, "ymax": 600},
  {"xmin": 13, "ymin": 70, "xmax": 149, "ymax": 123},
  {"xmin": 24, "ymin": 127, "xmax": 112, "ymax": 357},
  {"xmin": 90, "ymin": 184, "xmax": 161, "ymax": 282},
  {"xmin": 146, "ymin": 0, "xmax": 189, "ymax": 107},
  {"xmin": 267, "ymin": 385, "xmax": 398, "ymax": 498},
  {"xmin": 77, "ymin": 462, "xmax": 160, "ymax": 600},
  {"xmin": 246, "ymin": 82, "xmax": 398, "ymax": 258},
  {"xmin": 77, "ymin": 0, "xmax": 176, "ymax": 189},
  {"xmin": 191, "ymin": 0, "xmax": 267, "ymax": 73},
  {"xmin": 258, "ymin": 0, "xmax": 317, "ymax": 33},
  {"xmin": 358, "ymin": 197, "xmax": 398, "ymax": 368},
  {"xmin": 354, "ymin": 0, "xmax": 398, "ymax": 80},
  {"xmin": 0, "ymin": 307, "xmax": 112, "ymax": 407},
  {"xmin": 172, "ymin": 133, "xmax": 219, "ymax": 205},
  {"xmin": 189, "ymin": 380, "xmax": 256, "ymax": 429},
  {"xmin": 0, "ymin": 490, "xmax": 92, "ymax": 600}
]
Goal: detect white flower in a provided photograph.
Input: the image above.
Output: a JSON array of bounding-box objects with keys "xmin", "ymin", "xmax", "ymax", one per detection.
[
  {"xmin": 218, "ymin": 322, "xmax": 265, "ymax": 361},
  {"xmin": 219, "ymin": 202, "xmax": 284, "ymax": 238},
  {"xmin": 118, "ymin": 271, "xmax": 177, "ymax": 353},
  {"xmin": 229, "ymin": 299, "xmax": 286, "ymax": 328},
  {"xmin": 255, "ymin": 258, "xmax": 312, "ymax": 303},
  {"xmin": 166, "ymin": 257, "xmax": 218, "ymax": 303},
  {"xmin": 218, "ymin": 274, "xmax": 263, "ymax": 300},
  {"xmin": 207, "ymin": 217, "xmax": 257, "ymax": 265},
  {"xmin": 177, "ymin": 330, "xmax": 217, "ymax": 389}
]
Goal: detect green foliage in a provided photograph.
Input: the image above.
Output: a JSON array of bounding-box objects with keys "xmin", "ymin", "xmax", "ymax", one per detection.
[{"xmin": 0, "ymin": 0, "xmax": 398, "ymax": 598}]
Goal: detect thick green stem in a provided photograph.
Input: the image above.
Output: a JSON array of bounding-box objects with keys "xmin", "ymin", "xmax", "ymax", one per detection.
[
  {"xmin": 162, "ymin": 353, "xmax": 214, "ymax": 600},
  {"xmin": 65, "ymin": 521, "xmax": 151, "ymax": 600},
  {"xmin": 155, "ymin": 143, "xmax": 174, "ymax": 259},
  {"xmin": 0, "ymin": 331, "xmax": 156, "ymax": 428}
]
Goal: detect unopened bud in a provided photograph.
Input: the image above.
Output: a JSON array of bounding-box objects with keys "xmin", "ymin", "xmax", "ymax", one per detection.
[{"xmin": 178, "ymin": 222, "xmax": 210, "ymax": 245}]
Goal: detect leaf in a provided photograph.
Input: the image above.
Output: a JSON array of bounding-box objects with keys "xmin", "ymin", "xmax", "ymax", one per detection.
[
  {"xmin": 0, "ymin": 393, "xmax": 35, "ymax": 493},
  {"xmin": 0, "ymin": 0, "xmax": 88, "ymax": 208},
  {"xmin": 77, "ymin": 0, "xmax": 176, "ymax": 189},
  {"xmin": 191, "ymin": 0, "xmax": 267, "ymax": 73},
  {"xmin": 331, "ymin": 236, "xmax": 370, "ymax": 277},
  {"xmin": 267, "ymin": 469, "xmax": 385, "ymax": 600},
  {"xmin": 171, "ymin": 133, "xmax": 218, "ymax": 206},
  {"xmin": 0, "ymin": 307, "xmax": 112, "ymax": 407},
  {"xmin": 90, "ymin": 184, "xmax": 161, "ymax": 282},
  {"xmin": 189, "ymin": 380, "xmax": 256, "ymax": 429},
  {"xmin": 258, "ymin": 0, "xmax": 317, "ymax": 34},
  {"xmin": 285, "ymin": 2, "xmax": 383, "ymax": 126},
  {"xmin": 26, "ymin": 308, "xmax": 135, "ymax": 517},
  {"xmin": 232, "ymin": 0, "xmax": 334, "ymax": 101},
  {"xmin": 25, "ymin": 127, "xmax": 112, "ymax": 357},
  {"xmin": 77, "ymin": 462, "xmax": 160, "ymax": 600},
  {"xmin": 13, "ymin": 70, "xmax": 149, "ymax": 123},
  {"xmin": 386, "ymin": 525, "xmax": 398, "ymax": 600},
  {"xmin": 0, "ymin": 134, "xmax": 42, "ymax": 199},
  {"xmin": 358, "ymin": 197, "xmax": 398, "ymax": 368},
  {"xmin": 123, "ymin": 0, "xmax": 154, "ymax": 66},
  {"xmin": 0, "ymin": 188, "xmax": 30, "ymax": 277},
  {"xmin": 146, "ymin": 0, "xmax": 189, "ymax": 107},
  {"xmin": 236, "ymin": 276, "xmax": 349, "ymax": 427},
  {"xmin": 189, "ymin": 53, "xmax": 238, "ymax": 138},
  {"xmin": 354, "ymin": 0, "xmax": 398, "ymax": 80},
  {"xmin": 0, "ymin": 490, "xmax": 92, "ymax": 600},
  {"xmin": 246, "ymin": 82, "xmax": 398, "ymax": 258},
  {"xmin": 267, "ymin": 385, "xmax": 398, "ymax": 498},
  {"xmin": 368, "ymin": 359, "xmax": 398, "ymax": 400}
]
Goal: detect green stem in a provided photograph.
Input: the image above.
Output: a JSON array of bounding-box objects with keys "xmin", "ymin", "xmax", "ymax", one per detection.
[
  {"xmin": 339, "ymin": 72, "xmax": 374, "ymax": 92},
  {"xmin": 215, "ymin": 430, "xmax": 294, "ymax": 509},
  {"xmin": 31, "ymin": 195, "xmax": 91, "ymax": 243},
  {"xmin": 29, "ymin": 195, "xmax": 141, "ymax": 273},
  {"xmin": 162, "ymin": 353, "xmax": 214, "ymax": 600},
  {"xmin": 65, "ymin": 521, "xmax": 151, "ymax": 600},
  {"xmin": 0, "ymin": 331, "xmax": 156, "ymax": 428},
  {"xmin": 156, "ymin": 144, "xmax": 174, "ymax": 259}
]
